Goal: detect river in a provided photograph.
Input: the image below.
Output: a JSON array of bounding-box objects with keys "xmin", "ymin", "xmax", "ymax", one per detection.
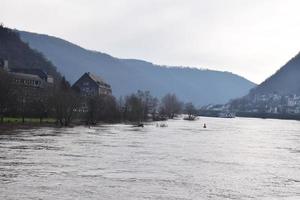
[{"xmin": 0, "ymin": 117, "xmax": 299, "ymax": 199}]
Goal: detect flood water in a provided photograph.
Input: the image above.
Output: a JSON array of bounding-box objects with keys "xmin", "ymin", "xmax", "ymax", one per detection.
[{"xmin": 0, "ymin": 117, "xmax": 299, "ymax": 199}]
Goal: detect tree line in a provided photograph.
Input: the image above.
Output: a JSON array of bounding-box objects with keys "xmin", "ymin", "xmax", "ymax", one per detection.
[{"xmin": 0, "ymin": 69, "xmax": 198, "ymax": 126}]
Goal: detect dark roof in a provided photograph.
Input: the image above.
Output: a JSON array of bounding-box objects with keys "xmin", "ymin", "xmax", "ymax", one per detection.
[
  {"xmin": 86, "ymin": 72, "xmax": 111, "ymax": 88},
  {"xmin": 87, "ymin": 72, "xmax": 105, "ymax": 84},
  {"xmin": 10, "ymin": 72, "xmax": 43, "ymax": 81},
  {"xmin": 72, "ymin": 72, "xmax": 111, "ymax": 89},
  {"xmin": 9, "ymin": 68, "xmax": 48, "ymax": 81}
]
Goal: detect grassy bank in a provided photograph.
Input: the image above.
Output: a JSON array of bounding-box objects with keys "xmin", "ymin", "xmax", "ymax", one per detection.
[
  {"xmin": 2, "ymin": 117, "xmax": 56, "ymax": 124},
  {"xmin": 0, "ymin": 118, "xmax": 57, "ymax": 133}
]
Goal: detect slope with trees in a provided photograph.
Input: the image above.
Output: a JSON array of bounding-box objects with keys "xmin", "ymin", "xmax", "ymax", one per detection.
[
  {"xmin": 249, "ymin": 52, "xmax": 300, "ymax": 96},
  {"xmin": 0, "ymin": 25, "xmax": 60, "ymax": 79}
]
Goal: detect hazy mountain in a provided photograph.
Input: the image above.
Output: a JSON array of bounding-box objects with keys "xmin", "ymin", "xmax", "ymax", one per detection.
[
  {"xmin": 249, "ymin": 52, "xmax": 300, "ymax": 96},
  {"xmin": 18, "ymin": 30, "xmax": 255, "ymax": 105},
  {"xmin": 0, "ymin": 26, "xmax": 60, "ymax": 79}
]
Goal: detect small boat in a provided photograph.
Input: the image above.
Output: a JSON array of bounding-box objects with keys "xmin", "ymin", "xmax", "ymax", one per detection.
[
  {"xmin": 133, "ymin": 123, "xmax": 144, "ymax": 128},
  {"xmin": 160, "ymin": 123, "xmax": 168, "ymax": 127}
]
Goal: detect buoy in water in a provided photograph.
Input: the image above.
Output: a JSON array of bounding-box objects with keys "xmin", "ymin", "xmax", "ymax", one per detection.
[
  {"xmin": 203, "ymin": 123, "xmax": 207, "ymax": 128},
  {"xmin": 137, "ymin": 123, "xmax": 144, "ymax": 127}
]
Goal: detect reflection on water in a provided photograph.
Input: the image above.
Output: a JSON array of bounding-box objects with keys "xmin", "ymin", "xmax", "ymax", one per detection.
[{"xmin": 0, "ymin": 117, "xmax": 299, "ymax": 199}]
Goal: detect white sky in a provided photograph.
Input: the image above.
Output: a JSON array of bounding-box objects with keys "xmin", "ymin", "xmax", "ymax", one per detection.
[{"xmin": 2, "ymin": 0, "xmax": 300, "ymax": 84}]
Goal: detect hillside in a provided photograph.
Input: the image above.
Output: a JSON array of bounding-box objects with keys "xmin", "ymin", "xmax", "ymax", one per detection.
[
  {"xmin": 0, "ymin": 25, "xmax": 60, "ymax": 79},
  {"xmin": 18, "ymin": 30, "xmax": 255, "ymax": 105},
  {"xmin": 249, "ymin": 52, "xmax": 300, "ymax": 96}
]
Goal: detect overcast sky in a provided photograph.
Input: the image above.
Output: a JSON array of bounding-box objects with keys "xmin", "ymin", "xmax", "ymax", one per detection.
[{"xmin": 2, "ymin": 0, "xmax": 300, "ymax": 83}]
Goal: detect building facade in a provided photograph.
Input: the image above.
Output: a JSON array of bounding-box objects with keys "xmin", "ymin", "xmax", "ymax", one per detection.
[
  {"xmin": 72, "ymin": 72, "xmax": 112, "ymax": 96},
  {"xmin": 0, "ymin": 59, "xmax": 54, "ymax": 102}
]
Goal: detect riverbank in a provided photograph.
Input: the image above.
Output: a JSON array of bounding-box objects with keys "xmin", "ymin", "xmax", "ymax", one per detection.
[
  {"xmin": 236, "ymin": 111, "xmax": 300, "ymax": 120},
  {"xmin": 0, "ymin": 117, "xmax": 56, "ymax": 132},
  {"xmin": 0, "ymin": 118, "xmax": 157, "ymax": 133},
  {"xmin": 0, "ymin": 123, "xmax": 57, "ymax": 133},
  {"xmin": 199, "ymin": 110, "xmax": 300, "ymax": 121}
]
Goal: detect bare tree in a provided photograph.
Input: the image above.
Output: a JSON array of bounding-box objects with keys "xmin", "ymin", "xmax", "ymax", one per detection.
[
  {"xmin": 85, "ymin": 95, "xmax": 120, "ymax": 124},
  {"xmin": 50, "ymin": 77, "xmax": 80, "ymax": 126},
  {"xmin": 124, "ymin": 93, "xmax": 143, "ymax": 122},
  {"xmin": 160, "ymin": 93, "xmax": 183, "ymax": 119},
  {"xmin": 122, "ymin": 90, "xmax": 158, "ymax": 122},
  {"xmin": 86, "ymin": 96, "xmax": 99, "ymax": 125},
  {"xmin": 184, "ymin": 102, "xmax": 198, "ymax": 119},
  {"xmin": 31, "ymin": 97, "xmax": 49, "ymax": 123},
  {"xmin": 0, "ymin": 69, "xmax": 13, "ymax": 123},
  {"xmin": 136, "ymin": 90, "xmax": 158, "ymax": 121}
]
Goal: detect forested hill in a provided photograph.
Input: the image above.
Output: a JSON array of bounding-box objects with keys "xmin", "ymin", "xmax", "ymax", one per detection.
[
  {"xmin": 249, "ymin": 52, "xmax": 300, "ymax": 96},
  {"xmin": 0, "ymin": 25, "xmax": 60, "ymax": 79},
  {"xmin": 18, "ymin": 30, "xmax": 255, "ymax": 105}
]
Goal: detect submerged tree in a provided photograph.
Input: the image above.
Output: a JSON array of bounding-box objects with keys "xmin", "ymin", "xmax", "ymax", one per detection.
[
  {"xmin": 122, "ymin": 90, "xmax": 158, "ymax": 122},
  {"xmin": 124, "ymin": 93, "xmax": 143, "ymax": 122},
  {"xmin": 136, "ymin": 90, "xmax": 158, "ymax": 121},
  {"xmin": 184, "ymin": 102, "xmax": 198, "ymax": 119},
  {"xmin": 160, "ymin": 93, "xmax": 183, "ymax": 119}
]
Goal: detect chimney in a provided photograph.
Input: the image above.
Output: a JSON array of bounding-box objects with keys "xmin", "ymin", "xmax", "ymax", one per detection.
[{"xmin": 4, "ymin": 60, "xmax": 9, "ymax": 71}]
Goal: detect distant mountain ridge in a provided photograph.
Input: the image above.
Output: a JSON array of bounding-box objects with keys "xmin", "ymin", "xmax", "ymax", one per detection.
[
  {"xmin": 249, "ymin": 52, "xmax": 300, "ymax": 96},
  {"xmin": 18, "ymin": 30, "xmax": 255, "ymax": 105}
]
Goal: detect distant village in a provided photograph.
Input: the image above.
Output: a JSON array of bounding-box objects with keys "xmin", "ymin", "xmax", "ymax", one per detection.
[
  {"xmin": 201, "ymin": 93, "xmax": 300, "ymax": 119},
  {"xmin": 240, "ymin": 93, "xmax": 300, "ymax": 114}
]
